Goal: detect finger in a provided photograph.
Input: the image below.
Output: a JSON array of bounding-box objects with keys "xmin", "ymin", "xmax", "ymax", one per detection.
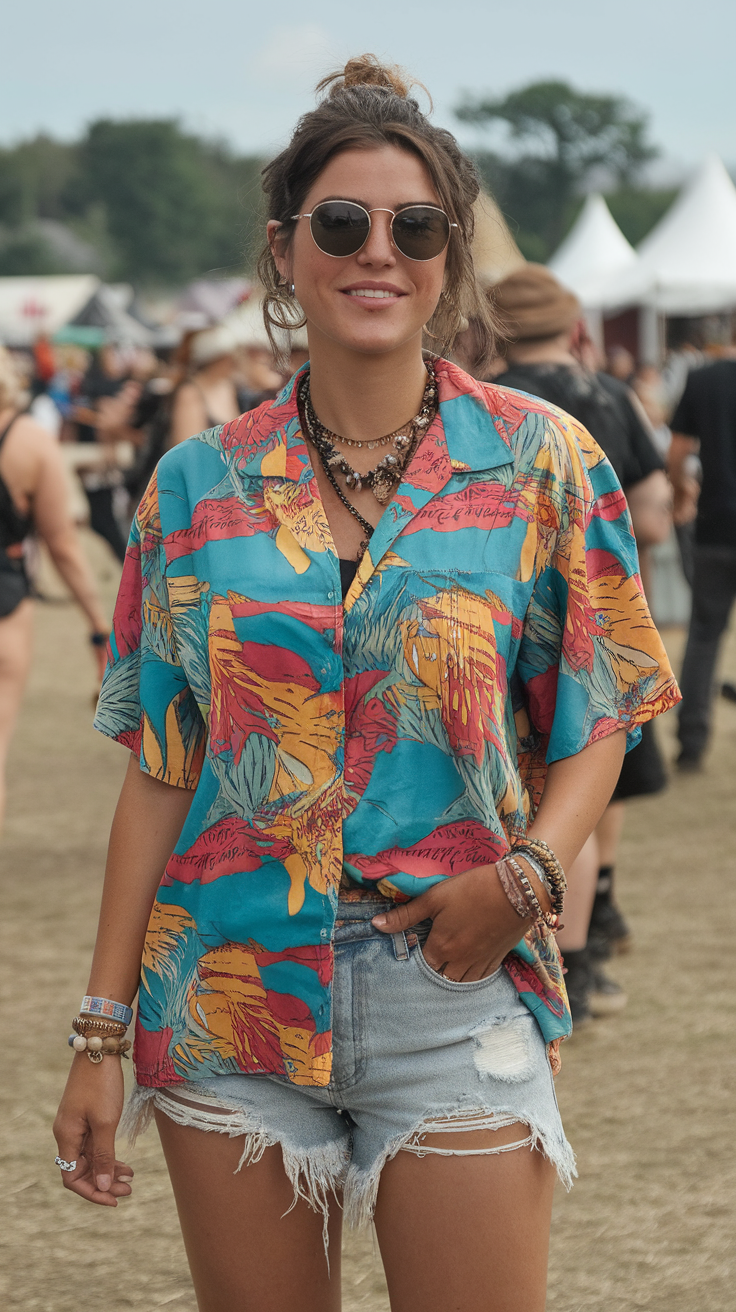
[
  {"xmin": 372, "ymin": 892, "xmax": 432, "ymax": 933},
  {"xmin": 88, "ymin": 1123, "xmax": 118, "ymax": 1195}
]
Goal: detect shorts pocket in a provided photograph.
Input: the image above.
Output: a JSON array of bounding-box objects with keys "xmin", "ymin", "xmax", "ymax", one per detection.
[{"xmin": 414, "ymin": 942, "xmax": 504, "ymax": 990}]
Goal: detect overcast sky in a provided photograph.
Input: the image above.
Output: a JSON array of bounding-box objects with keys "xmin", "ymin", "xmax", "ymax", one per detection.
[{"xmin": 4, "ymin": 0, "xmax": 735, "ymax": 176}]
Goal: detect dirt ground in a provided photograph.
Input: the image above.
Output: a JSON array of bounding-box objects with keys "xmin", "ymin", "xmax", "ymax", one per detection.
[{"xmin": 1, "ymin": 554, "xmax": 734, "ymax": 1311}]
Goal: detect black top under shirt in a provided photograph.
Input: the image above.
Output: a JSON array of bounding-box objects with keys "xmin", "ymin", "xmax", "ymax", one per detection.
[
  {"xmin": 670, "ymin": 359, "xmax": 736, "ymax": 547},
  {"xmin": 339, "ymin": 558, "xmax": 358, "ymax": 599},
  {"xmin": 498, "ymin": 364, "xmax": 663, "ymax": 490}
]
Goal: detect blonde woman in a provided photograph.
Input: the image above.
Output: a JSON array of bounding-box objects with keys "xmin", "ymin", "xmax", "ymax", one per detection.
[{"xmin": 0, "ymin": 347, "xmax": 108, "ymax": 827}]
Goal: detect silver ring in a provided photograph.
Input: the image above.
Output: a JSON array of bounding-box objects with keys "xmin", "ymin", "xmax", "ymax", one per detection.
[{"xmin": 54, "ymin": 1156, "xmax": 77, "ymax": 1172}]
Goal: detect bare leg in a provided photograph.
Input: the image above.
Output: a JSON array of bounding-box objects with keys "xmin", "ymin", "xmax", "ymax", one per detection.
[
  {"xmin": 595, "ymin": 800, "xmax": 626, "ymax": 868},
  {"xmin": 556, "ymin": 831, "xmax": 598, "ymax": 952},
  {"xmin": 0, "ymin": 599, "xmax": 34, "ymax": 830},
  {"xmin": 154, "ymin": 1107, "xmax": 342, "ymax": 1312},
  {"xmin": 374, "ymin": 1123, "xmax": 556, "ymax": 1312}
]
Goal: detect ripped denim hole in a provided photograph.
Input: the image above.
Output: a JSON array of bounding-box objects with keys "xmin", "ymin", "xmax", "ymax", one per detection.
[
  {"xmin": 469, "ymin": 1016, "xmax": 535, "ymax": 1082},
  {"xmin": 399, "ymin": 1110, "xmax": 533, "ymax": 1157}
]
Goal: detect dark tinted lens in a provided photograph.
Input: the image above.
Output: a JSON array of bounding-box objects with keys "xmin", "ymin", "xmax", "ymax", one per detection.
[
  {"xmin": 392, "ymin": 206, "xmax": 451, "ymax": 260},
  {"xmin": 310, "ymin": 201, "xmax": 370, "ymax": 256}
]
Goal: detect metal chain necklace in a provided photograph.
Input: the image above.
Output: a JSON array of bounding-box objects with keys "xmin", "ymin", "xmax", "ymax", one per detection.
[{"xmin": 300, "ymin": 360, "xmax": 437, "ymax": 507}]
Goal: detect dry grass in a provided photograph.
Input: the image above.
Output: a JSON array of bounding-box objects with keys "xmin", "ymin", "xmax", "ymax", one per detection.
[{"xmin": 1, "ymin": 596, "xmax": 734, "ymax": 1311}]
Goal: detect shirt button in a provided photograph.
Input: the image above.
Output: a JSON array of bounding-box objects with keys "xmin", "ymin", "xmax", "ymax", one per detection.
[{"xmin": 327, "ymin": 590, "xmax": 337, "ymax": 601}]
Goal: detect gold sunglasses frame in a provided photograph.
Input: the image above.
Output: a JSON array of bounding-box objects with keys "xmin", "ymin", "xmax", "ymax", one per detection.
[{"xmin": 290, "ymin": 202, "xmax": 458, "ymax": 262}]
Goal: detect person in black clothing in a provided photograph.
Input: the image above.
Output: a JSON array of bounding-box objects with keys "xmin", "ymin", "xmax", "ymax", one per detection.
[
  {"xmin": 668, "ymin": 357, "xmax": 736, "ymax": 768},
  {"xmin": 492, "ymin": 264, "xmax": 673, "ymax": 1021},
  {"xmin": 72, "ymin": 346, "xmax": 140, "ymax": 563}
]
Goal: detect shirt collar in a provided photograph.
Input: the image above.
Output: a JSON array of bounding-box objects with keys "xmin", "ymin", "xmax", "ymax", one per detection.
[{"xmin": 221, "ymin": 357, "xmax": 518, "ymax": 483}]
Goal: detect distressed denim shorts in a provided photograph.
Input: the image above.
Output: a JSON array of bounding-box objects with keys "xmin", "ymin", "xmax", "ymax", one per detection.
[{"xmin": 125, "ymin": 897, "xmax": 575, "ymax": 1230}]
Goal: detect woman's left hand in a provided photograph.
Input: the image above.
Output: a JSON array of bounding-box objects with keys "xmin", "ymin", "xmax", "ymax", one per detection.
[{"xmin": 372, "ymin": 864, "xmax": 531, "ymax": 982}]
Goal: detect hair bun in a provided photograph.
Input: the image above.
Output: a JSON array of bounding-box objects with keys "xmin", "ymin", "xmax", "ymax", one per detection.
[{"xmin": 317, "ymin": 53, "xmax": 412, "ymax": 100}]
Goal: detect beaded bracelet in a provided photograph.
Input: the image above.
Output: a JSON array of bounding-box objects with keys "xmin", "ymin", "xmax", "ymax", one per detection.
[
  {"xmin": 505, "ymin": 854, "xmax": 548, "ymax": 924},
  {"xmin": 68, "ymin": 1033, "xmax": 131, "ymax": 1063},
  {"xmin": 512, "ymin": 839, "xmax": 566, "ymax": 916},
  {"xmin": 80, "ymin": 995, "xmax": 133, "ymax": 1027}
]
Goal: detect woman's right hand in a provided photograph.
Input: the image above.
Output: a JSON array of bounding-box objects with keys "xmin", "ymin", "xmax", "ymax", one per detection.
[{"xmin": 53, "ymin": 1055, "xmax": 134, "ymax": 1206}]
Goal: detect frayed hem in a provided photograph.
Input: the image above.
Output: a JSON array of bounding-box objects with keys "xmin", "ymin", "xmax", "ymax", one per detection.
[
  {"xmin": 120, "ymin": 1083, "xmax": 348, "ymax": 1261},
  {"xmin": 342, "ymin": 1110, "xmax": 577, "ymax": 1229}
]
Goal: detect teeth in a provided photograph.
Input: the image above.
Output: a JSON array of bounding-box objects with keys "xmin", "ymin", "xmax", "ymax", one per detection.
[{"xmin": 347, "ymin": 289, "xmax": 396, "ymax": 298}]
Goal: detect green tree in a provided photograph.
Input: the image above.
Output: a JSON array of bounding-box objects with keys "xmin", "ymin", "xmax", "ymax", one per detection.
[
  {"xmin": 457, "ymin": 81, "xmax": 658, "ymax": 256},
  {"xmin": 64, "ymin": 119, "xmax": 250, "ymax": 284}
]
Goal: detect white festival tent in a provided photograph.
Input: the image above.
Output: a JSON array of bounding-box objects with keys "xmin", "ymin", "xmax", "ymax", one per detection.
[
  {"xmin": 548, "ymin": 193, "xmax": 637, "ymax": 307},
  {"xmin": 597, "ymin": 155, "xmax": 736, "ymax": 316},
  {"xmin": 0, "ymin": 275, "xmax": 100, "ymax": 346}
]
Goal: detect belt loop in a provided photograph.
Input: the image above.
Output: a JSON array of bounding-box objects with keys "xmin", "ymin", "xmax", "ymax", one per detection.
[{"xmin": 392, "ymin": 930, "xmax": 409, "ymax": 961}]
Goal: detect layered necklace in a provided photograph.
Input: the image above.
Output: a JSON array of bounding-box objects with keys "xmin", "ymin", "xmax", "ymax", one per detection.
[{"xmin": 299, "ymin": 361, "xmax": 437, "ymax": 560}]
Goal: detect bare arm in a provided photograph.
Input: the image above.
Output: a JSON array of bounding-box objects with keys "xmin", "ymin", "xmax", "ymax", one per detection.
[
  {"xmin": 373, "ymin": 729, "xmax": 627, "ymax": 981},
  {"xmin": 32, "ymin": 433, "xmax": 109, "ymax": 637},
  {"xmin": 667, "ymin": 432, "xmax": 700, "ymax": 525},
  {"xmin": 54, "ymin": 758, "xmax": 194, "ymax": 1205},
  {"xmin": 625, "ymin": 468, "xmax": 673, "ymax": 548},
  {"xmin": 169, "ymin": 382, "xmax": 208, "ymax": 448}
]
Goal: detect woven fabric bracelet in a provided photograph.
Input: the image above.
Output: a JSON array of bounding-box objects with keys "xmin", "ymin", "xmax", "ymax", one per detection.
[
  {"xmin": 495, "ymin": 857, "xmax": 531, "ymax": 919},
  {"xmin": 505, "ymin": 854, "xmax": 548, "ymax": 924},
  {"xmin": 80, "ymin": 995, "xmax": 133, "ymax": 1027},
  {"xmin": 513, "ymin": 849, "xmax": 564, "ymax": 917}
]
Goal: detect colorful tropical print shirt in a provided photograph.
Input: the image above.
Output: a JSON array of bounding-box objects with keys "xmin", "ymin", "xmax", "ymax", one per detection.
[{"xmin": 95, "ymin": 358, "xmax": 680, "ymax": 1089}]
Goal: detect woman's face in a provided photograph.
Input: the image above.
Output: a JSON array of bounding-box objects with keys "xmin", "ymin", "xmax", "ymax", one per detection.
[{"xmin": 269, "ymin": 145, "xmax": 448, "ymax": 359}]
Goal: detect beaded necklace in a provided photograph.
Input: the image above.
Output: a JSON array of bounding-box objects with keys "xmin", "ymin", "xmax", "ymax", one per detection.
[{"xmin": 299, "ymin": 362, "xmax": 437, "ymax": 561}]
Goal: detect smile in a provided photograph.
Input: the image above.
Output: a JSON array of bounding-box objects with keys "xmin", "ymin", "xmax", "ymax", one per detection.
[{"xmin": 345, "ymin": 288, "xmax": 402, "ymax": 299}]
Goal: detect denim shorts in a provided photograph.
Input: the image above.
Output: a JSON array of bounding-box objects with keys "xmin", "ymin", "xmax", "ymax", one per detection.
[{"xmin": 125, "ymin": 897, "xmax": 575, "ymax": 1230}]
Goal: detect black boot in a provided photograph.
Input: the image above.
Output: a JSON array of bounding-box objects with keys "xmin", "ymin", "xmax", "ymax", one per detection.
[
  {"xmin": 562, "ymin": 948, "xmax": 594, "ymax": 1026},
  {"xmin": 587, "ymin": 866, "xmax": 631, "ymax": 960}
]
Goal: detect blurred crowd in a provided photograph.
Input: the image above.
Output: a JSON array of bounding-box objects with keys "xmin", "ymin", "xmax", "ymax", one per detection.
[
  {"xmin": 10, "ymin": 312, "xmax": 307, "ymax": 562},
  {"xmin": 1, "ymin": 267, "xmax": 735, "ymax": 1031}
]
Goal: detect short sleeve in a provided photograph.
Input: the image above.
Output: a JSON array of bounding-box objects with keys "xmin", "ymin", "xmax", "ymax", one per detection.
[
  {"xmin": 670, "ymin": 374, "xmax": 699, "ymax": 438},
  {"xmin": 94, "ymin": 472, "xmax": 206, "ymax": 789},
  {"xmin": 516, "ymin": 417, "xmax": 680, "ymax": 765}
]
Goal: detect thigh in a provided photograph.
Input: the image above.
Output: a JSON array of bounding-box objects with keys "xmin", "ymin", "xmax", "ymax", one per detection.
[
  {"xmin": 374, "ymin": 1132, "xmax": 556, "ymax": 1312},
  {"xmin": 0, "ymin": 598, "xmax": 33, "ymax": 749},
  {"xmin": 154, "ymin": 1107, "xmax": 342, "ymax": 1312}
]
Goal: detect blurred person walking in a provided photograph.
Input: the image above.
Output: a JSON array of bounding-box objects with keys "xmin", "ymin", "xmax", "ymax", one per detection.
[
  {"xmin": 169, "ymin": 325, "xmax": 249, "ymax": 447},
  {"xmin": 669, "ymin": 356, "xmax": 736, "ymax": 769},
  {"xmin": 71, "ymin": 345, "xmax": 141, "ymax": 563},
  {"xmin": 493, "ymin": 265, "xmax": 673, "ymax": 1022},
  {"xmin": 53, "ymin": 58, "xmax": 678, "ymax": 1312},
  {"xmin": 0, "ymin": 348, "xmax": 108, "ymax": 828}
]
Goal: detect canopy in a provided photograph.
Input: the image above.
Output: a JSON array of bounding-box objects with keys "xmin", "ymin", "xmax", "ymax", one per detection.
[
  {"xmin": 610, "ymin": 155, "xmax": 736, "ymax": 314},
  {"xmin": 472, "ymin": 191, "xmax": 525, "ymax": 286},
  {"xmin": 548, "ymin": 193, "xmax": 636, "ymax": 306},
  {"xmin": 0, "ymin": 275, "xmax": 100, "ymax": 346}
]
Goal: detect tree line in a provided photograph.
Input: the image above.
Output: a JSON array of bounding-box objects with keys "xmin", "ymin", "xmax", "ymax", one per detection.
[{"xmin": 0, "ymin": 82, "xmax": 677, "ymax": 288}]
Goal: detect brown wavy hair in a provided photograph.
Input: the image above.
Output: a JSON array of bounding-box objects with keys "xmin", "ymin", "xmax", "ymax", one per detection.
[{"xmin": 257, "ymin": 54, "xmax": 496, "ymax": 368}]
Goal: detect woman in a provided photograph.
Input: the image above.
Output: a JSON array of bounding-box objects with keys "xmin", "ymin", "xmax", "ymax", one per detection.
[
  {"xmin": 0, "ymin": 348, "xmax": 108, "ymax": 829},
  {"xmin": 53, "ymin": 57, "xmax": 679, "ymax": 1312},
  {"xmin": 168, "ymin": 325, "xmax": 248, "ymax": 447}
]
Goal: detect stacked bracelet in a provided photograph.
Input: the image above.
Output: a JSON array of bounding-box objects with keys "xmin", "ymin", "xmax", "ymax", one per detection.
[
  {"xmin": 496, "ymin": 856, "xmax": 558, "ymax": 929},
  {"xmin": 511, "ymin": 838, "xmax": 566, "ymax": 918},
  {"xmin": 80, "ymin": 996, "xmax": 133, "ymax": 1027},
  {"xmin": 72, "ymin": 1015, "xmax": 127, "ymax": 1039},
  {"xmin": 68, "ymin": 1032, "xmax": 131, "ymax": 1063}
]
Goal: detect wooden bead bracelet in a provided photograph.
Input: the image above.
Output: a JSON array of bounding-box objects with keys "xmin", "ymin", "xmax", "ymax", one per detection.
[{"xmin": 68, "ymin": 1032, "xmax": 132, "ymax": 1063}]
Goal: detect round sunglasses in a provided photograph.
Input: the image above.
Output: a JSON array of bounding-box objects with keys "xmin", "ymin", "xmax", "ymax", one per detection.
[{"xmin": 291, "ymin": 200, "xmax": 457, "ymax": 261}]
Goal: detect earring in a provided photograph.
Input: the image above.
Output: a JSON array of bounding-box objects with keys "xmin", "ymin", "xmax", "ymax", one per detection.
[{"xmin": 289, "ymin": 283, "xmax": 296, "ymax": 298}]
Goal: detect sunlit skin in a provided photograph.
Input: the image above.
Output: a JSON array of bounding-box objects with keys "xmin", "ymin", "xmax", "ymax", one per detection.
[{"xmin": 54, "ymin": 141, "xmax": 626, "ymax": 1312}]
